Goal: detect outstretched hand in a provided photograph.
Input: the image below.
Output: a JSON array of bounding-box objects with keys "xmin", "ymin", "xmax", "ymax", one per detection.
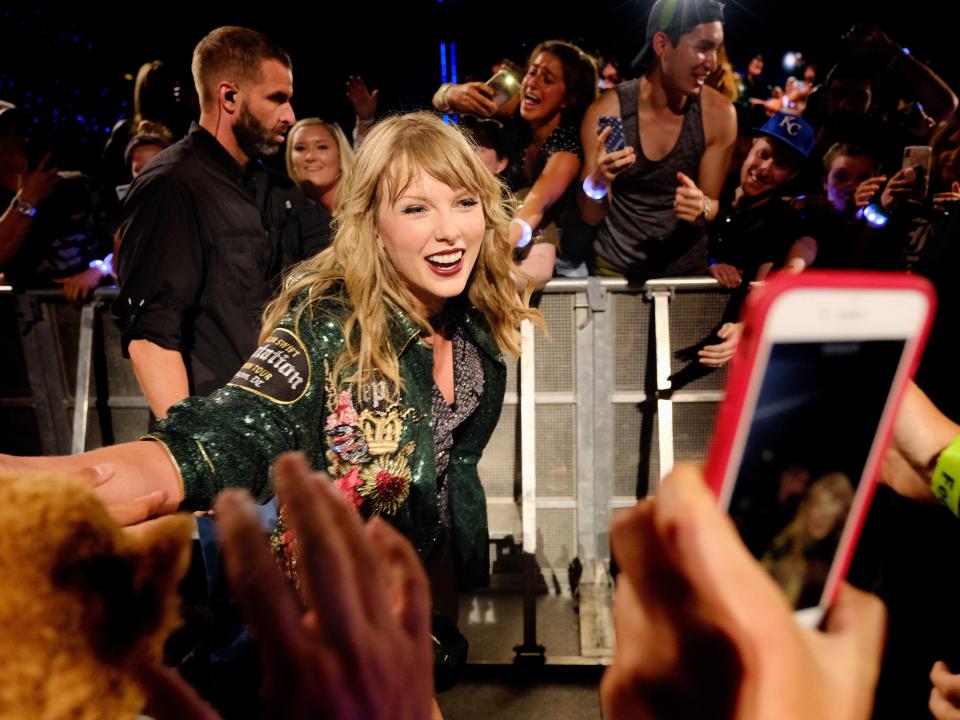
[
  {"xmin": 709, "ymin": 262, "xmax": 743, "ymax": 289},
  {"xmin": 55, "ymin": 266, "xmax": 105, "ymax": 303},
  {"xmin": 345, "ymin": 75, "xmax": 379, "ymax": 122},
  {"xmin": 16, "ymin": 152, "xmax": 60, "ymax": 207},
  {"xmin": 698, "ymin": 321, "xmax": 743, "ymax": 368},
  {"xmin": 444, "ymin": 82, "xmax": 498, "ymax": 116},
  {"xmin": 930, "ymin": 661, "xmax": 960, "ymax": 719},
  {"xmin": 73, "ymin": 462, "xmax": 169, "ymax": 526},
  {"xmin": 135, "ymin": 452, "xmax": 435, "ymax": 720}
]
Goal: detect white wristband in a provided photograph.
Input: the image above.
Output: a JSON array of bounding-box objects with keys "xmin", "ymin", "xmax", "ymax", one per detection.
[
  {"xmin": 511, "ymin": 218, "xmax": 533, "ymax": 249},
  {"xmin": 437, "ymin": 83, "xmax": 453, "ymax": 112}
]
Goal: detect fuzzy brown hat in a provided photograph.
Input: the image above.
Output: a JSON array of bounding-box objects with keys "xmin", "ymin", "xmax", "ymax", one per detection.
[{"xmin": 0, "ymin": 473, "xmax": 193, "ymax": 719}]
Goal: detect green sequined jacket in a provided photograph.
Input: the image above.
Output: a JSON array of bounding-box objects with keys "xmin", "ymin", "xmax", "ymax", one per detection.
[{"xmin": 148, "ymin": 293, "xmax": 506, "ymax": 589}]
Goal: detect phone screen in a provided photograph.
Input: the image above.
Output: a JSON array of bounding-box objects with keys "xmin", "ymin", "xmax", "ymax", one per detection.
[{"xmin": 726, "ymin": 339, "xmax": 905, "ymax": 611}]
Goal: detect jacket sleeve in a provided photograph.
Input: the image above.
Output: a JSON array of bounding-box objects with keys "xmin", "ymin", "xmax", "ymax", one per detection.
[{"xmin": 145, "ymin": 300, "xmax": 341, "ymax": 507}]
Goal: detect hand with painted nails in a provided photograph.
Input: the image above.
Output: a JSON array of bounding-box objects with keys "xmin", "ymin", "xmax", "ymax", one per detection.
[
  {"xmin": 135, "ymin": 452, "xmax": 435, "ymax": 720},
  {"xmin": 601, "ymin": 464, "xmax": 886, "ymax": 720}
]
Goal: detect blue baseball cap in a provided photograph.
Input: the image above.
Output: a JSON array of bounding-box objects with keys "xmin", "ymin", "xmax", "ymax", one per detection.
[{"xmin": 754, "ymin": 112, "xmax": 816, "ymax": 159}]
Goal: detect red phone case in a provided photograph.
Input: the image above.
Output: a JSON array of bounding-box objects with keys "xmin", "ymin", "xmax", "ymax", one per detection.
[{"xmin": 704, "ymin": 270, "xmax": 936, "ymax": 606}]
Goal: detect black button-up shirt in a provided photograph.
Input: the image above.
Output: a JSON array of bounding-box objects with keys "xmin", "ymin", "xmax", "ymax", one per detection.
[{"xmin": 115, "ymin": 123, "xmax": 329, "ymax": 396}]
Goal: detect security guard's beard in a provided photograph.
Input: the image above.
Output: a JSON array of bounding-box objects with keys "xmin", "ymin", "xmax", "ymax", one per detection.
[{"xmin": 234, "ymin": 102, "xmax": 284, "ymax": 160}]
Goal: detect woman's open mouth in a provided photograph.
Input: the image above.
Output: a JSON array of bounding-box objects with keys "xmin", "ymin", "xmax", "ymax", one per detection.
[{"xmin": 425, "ymin": 249, "xmax": 465, "ymax": 276}]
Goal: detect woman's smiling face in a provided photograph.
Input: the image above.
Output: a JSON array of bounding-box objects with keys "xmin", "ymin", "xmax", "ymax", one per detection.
[{"xmin": 377, "ymin": 170, "xmax": 486, "ymax": 316}]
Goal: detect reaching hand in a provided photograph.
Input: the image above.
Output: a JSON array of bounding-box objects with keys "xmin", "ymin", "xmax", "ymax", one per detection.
[
  {"xmin": 444, "ymin": 82, "xmax": 498, "ymax": 116},
  {"xmin": 68, "ymin": 462, "xmax": 169, "ymax": 526},
  {"xmin": 930, "ymin": 661, "xmax": 960, "ymax": 719},
  {"xmin": 345, "ymin": 75, "xmax": 379, "ymax": 123},
  {"xmin": 879, "ymin": 380, "xmax": 960, "ymax": 504},
  {"xmin": 709, "ymin": 263, "xmax": 743, "ymax": 288},
  {"xmin": 55, "ymin": 266, "xmax": 105, "ymax": 303},
  {"xmin": 18, "ymin": 152, "xmax": 60, "ymax": 206},
  {"xmin": 601, "ymin": 463, "xmax": 886, "ymax": 720},
  {"xmin": 698, "ymin": 321, "xmax": 743, "ymax": 368},
  {"xmin": 135, "ymin": 452, "xmax": 434, "ymax": 720},
  {"xmin": 220, "ymin": 452, "xmax": 434, "ymax": 719}
]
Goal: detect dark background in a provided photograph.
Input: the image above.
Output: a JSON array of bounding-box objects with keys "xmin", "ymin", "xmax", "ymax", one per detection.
[{"xmin": 1, "ymin": 1, "xmax": 953, "ymax": 174}]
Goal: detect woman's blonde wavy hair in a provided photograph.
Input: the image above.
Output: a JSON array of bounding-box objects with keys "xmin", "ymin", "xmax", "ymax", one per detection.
[{"xmin": 262, "ymin": 111, "xmax": 540, "ymax": 395}]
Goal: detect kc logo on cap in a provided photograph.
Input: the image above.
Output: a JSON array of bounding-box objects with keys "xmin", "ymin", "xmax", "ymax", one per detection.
[
  {"xmin": 778, "ymin": 115, "xmax": 802, "ymax": 136},
  {"xmin": 755, "ymin": 111, "xmax": 816, "ymax": 159}
]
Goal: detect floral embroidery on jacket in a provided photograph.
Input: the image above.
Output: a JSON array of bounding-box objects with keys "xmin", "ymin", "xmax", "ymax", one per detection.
[
  {"xmin": 321, "ymin": 360, "xmax": 418, "ymax": 513},
  {"xmin": 272, "ymin": 360, "xmax": 420, "ymax": 588}
]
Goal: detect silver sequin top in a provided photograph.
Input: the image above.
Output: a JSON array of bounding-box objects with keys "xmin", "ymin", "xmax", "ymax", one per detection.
[{"xmin": 432, "ymin": 327, "xmax": 485, "ymax": 530}]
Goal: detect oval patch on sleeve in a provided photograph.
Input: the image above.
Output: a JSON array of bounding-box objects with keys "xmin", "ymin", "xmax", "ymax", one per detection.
[{"xmin": 228, "ymin": 327, "xmax": 311, "ymax": 404}]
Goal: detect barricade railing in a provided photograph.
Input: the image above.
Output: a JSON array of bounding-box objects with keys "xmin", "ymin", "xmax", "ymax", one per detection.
[
  {"xmin": 1, "ymin": 287, "xmax": 149, "ymax": 456},
  {"xmin": 2, "ymin": 277, "xmax": 734, "ymax": 663},
  {"xmin": 474, "ymin": 276, "xmax": 733, "ymax": 661}
]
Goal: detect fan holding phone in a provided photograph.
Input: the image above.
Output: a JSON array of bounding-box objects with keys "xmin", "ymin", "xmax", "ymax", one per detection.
[
  {"xmin": 432, "ymin": 61, "xmax": 523, "ymax": 118},
  {"xmin": 503, "ymin": 41, "xmax": 599, "ymax": 286},
  {"xmin": 706, "ymin": 271, "xmax": 934, "ymax": 627}
]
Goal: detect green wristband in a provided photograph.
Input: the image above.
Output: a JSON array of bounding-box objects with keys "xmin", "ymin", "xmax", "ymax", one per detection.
[{"xmin": 932, "ymin": 435, "xmax": 960, "ymax": 517}]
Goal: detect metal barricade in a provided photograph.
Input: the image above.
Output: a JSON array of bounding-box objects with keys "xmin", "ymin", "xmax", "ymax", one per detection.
[
  {"xmin": 1, "ymin": 287, "xmax": 149, "ymax": 456},
  {"xmin": 475, "ymin": 277, "xmax": 732, "ymax": 662},
  {"xmin": 2, "ymin": 278, "xmax": 733, "ymax": 663}
]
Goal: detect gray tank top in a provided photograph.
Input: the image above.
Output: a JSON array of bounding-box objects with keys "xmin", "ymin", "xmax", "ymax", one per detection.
[{"xmin": 593, "ymin": 78, "xmax": 709, "ymax": 279}]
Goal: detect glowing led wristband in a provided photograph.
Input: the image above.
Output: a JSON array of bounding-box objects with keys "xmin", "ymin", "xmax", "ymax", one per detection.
[
  {"xmin": 511, "ymin": 218, "xmax": 532, "ymax": 249},
  {"xmin": 932, "ymin": 435, "xmax": 960, "ymax": 517},
  {"xmin": 858, "ymin": 203, "xmax": 889, "ymax": 228},
  {"xmin": 582, "ymin": 175, "xmax": 608, "ymax": 201},
  {"xmin": 88, "ymin": 253, "xmax": 114, "ymax": 277}
]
